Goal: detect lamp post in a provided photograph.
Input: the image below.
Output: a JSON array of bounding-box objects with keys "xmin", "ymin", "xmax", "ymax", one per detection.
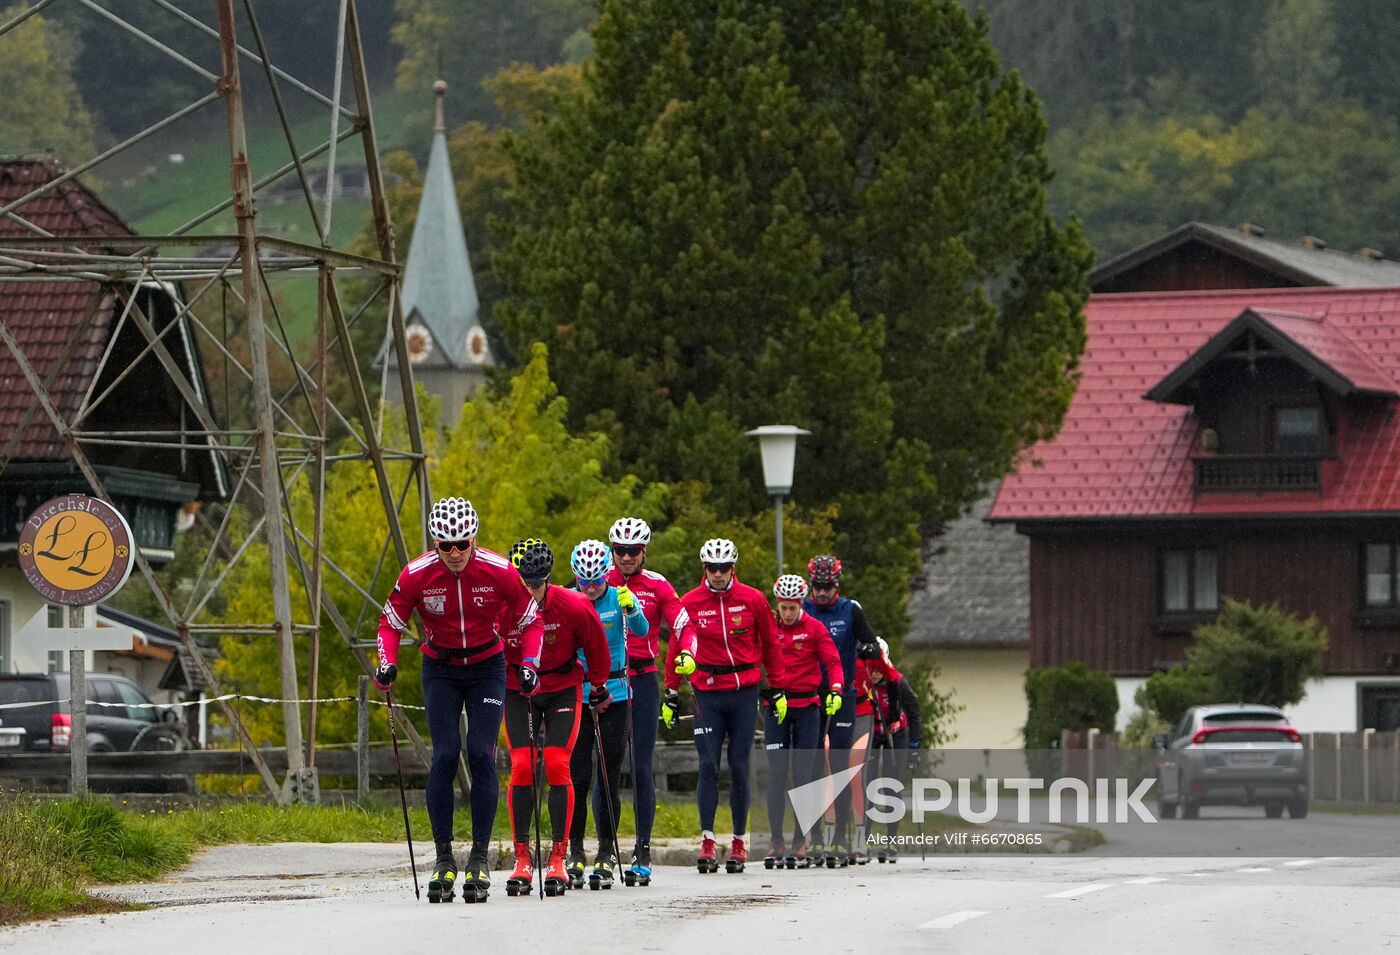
[{"xmin": 745, "ymin": 425, "xmax": 811, "ymax": 577}]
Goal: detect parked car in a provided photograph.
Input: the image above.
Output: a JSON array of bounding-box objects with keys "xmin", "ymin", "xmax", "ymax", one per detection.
[
  {"xmin": 0, "ymin": 672, "xmax": 188, "ymax": 755},
  {"xmin": 1153, "ymin": 704, "xmax": 1308, "ymax": 819}
]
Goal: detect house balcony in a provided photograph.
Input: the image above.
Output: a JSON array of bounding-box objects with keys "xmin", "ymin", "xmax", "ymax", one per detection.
[{"xmin": 1193, "ymin": 454, "xmax": 1322, "ymax": 494}]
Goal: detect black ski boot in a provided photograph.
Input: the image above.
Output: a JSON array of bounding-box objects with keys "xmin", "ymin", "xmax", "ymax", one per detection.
[
  {"xmin": 460, "ymin": 843, "xmax": 490, "ymax": 903},
  {"xmin": 427, "ymin": 843, "xmax": 457, "ymax": 903},
  {"xmin": 566, "ymin": 842, "xmax": 587, "ymax": 890},
  {"xmin": 588, "ymin": 852, "xmax": 617, "ymax": 890},
  {"xmin": 623, "ymin": 843, "xmax": 651, "ymax": 887}
]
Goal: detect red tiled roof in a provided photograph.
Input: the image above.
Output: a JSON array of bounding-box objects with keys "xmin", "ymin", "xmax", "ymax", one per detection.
[
  {"xmin": 990, "ymin": 286, "xmax": 1400, "ymax": 520},
  {"xmin": 0, "ymin": 158, "xmax": 129, "ymax": 460}
]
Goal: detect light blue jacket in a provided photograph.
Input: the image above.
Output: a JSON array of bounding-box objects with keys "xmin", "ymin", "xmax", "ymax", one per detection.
[{"xmin": 578, "ymin": 585, "xmax": 648, "ymax": 704}]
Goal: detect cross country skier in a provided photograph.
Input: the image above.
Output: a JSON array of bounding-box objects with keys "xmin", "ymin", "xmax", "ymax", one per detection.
[
  {"xmin": 566, "ymin": 539, "xmax": 648, "ymax": 890},
  {"xmin": 802, "ymin": 554, "xmax": 879, "ymax": 866},
  {"xmin": 675, "ymin": 538, "xmax": 787, "ymax": 874},
  {"xmin": 763, "ymin": 574, "xmax": 843, "ymax": 870},
  {"xmin": 502, "ymin": 539, "xmax": 612, "ymax": 897},
  {"xmin": 604, "ymin": 516, "xmax": 695, "ymax": 886},
  {"xmin": 867, "ymin": 638, "xmax": 924, "ymax": 863},
  {"xmin": 374, "ymin": 498, "xmax": 542, "ymax": 903},
  {"xmin": 848, "ymin": 637, "xmax": 901, "ymax": 865}
]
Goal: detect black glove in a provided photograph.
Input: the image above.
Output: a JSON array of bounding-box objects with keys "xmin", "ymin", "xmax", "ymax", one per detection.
[
  {"xmin": 373, "ymin": 663, "xmax": 397, "ymax": 691},
  {"xmin": 589, "ymin": 684, "xmax": 611, "ymax": 712},
  {"xmin": 518, "ymin": 665, "xmax": 539, "ymax": 698},
  {"xmin": 856, "ymin": 640, "xmax": 881, "ymax": 660}
]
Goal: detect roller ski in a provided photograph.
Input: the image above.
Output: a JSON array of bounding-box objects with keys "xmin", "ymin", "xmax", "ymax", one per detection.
[
  {"xmin": 566, "ymin": 842, "xmax": 586, "ymax": 890},
  {"xmin": 697, "ymin": 836, "xmax": 719, "ymax": 873},
  {"xmin": 543, "ymin": 842, "xmax": 569, "ymax": 897},
  {"xmin": 460, "ymin": 844, "xmax": 491, "ymax": 903},
  {"xmin": 764, "ymin": 841, "xmax": 784, "ymax": 870},
  {"xmin": 786, "ymin": 843, "xmax": 806, "ymax": 869},
  {"xmin": 505, "ymin": 842, "xmax": 533, "ymax": 897},
  {"xmin": 826, "ymin": 843, "xmax": 848, "ymax": 869},
  {"xmin": 588, "ymin": 852, "xmax": 617, "ymax": 890},
  {"xmin": 725, "ymin": 837, "xmax": 747, "ymax": 874},
  {"xmin": 427, "ymin": 844, "xmax": 458, "ymax": 903},
  {"xmin": 622, "ymin": 843, "xmax": 651, "ymax": 887},
  {"xmin": 851, "ymin": 826, "xmax": 870, "ymax": 865},
  {"xmin": 808, "ymin": 843, "xmax": 826, "ymax": 869}
]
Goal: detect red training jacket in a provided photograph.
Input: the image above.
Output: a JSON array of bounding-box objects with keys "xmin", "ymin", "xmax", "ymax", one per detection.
[
  {"xmin": 773, "ymin": 611, "xmax": 842, "ymax": 704},
  {"xmin": 854, "ymin": 655, "xmax": 901, "ymax": 717},
  {"xmin": 377, "ymin": 547, "xmax": 542, "ymax": 669},
  {"xmin": 605, "ymin": 565, "xmax": 696, "ymax": 675},
  {"xmin": 672, "ymin": 575, "xmax": 785, "ymax": 693},
  {"xmin": 505, "ymin": 584, "xmax": 611, "ymax": 693}
]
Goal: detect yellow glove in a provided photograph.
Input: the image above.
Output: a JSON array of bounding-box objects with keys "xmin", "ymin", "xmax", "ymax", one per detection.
[
  {"xmin": 661, "ymin": 689, "xmax": 679, "ymax": 728},
  {"xmin": 674, "ymin": 650, "xmax": 696, "ymax": 676},
  {"xmin": 616, "ymin": 585, "xmax": 637, "ymax": 613},
  {"xmin": 774, "ymin": 691, "xmax": 788, "ymax": 724},
  {"xmin": 824, "ymin": 689, "xmax": 843, "ymax": 716}
]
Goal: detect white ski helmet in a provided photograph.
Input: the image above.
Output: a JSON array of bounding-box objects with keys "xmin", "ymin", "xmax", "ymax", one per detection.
[
  {"xmin": 428, "ymin": 496, "xmax": 478, "ymax": 542},
  {"xmin": 877, "ymin": 636, "xmax": 891, "ymax": 662},
  {"xmin": 571, "ymin": 539, "xmax": 613, "ymax": 582},
  {"xmin": 608, "ymin": 517, "xmax": 652, "ymax": 547},
  {"xmin": 699, "ymin": 538, "xmax": 738, "ymax": 564},
  {"xmin": 773, "ymin": 574, "xmax": 809, "ymax": 601}
]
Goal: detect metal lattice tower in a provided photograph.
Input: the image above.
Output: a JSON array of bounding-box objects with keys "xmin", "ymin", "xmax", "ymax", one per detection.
[{"xmin": 0, "ymin": 0, "xmax": 434, "ymax": 802}]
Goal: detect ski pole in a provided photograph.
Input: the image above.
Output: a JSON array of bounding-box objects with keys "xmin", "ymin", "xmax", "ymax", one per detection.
[
  {"xmin": 622, "ymin": 663, "xmax": 639, "ymax": 884},
  {"xmin": 591, "ymin": 700, "xmax": 624, "ymax": 868},
  {"xmin": 386, "ymin": 690, "xmax": 420, "ymax": 899},
  {"xmin": 527, "ymin": 700, "xmax": 545, "ymax": 900}
]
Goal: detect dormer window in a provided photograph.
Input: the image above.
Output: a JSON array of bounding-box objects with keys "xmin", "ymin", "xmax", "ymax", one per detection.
[{"xmin": 1274, "ymin": 406, "xmax": 1323, "ymax": 456}]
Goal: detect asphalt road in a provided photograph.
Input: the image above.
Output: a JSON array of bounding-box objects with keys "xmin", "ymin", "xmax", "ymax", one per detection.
[{"xmin": 4, "ymin": 819, "xmax": 1400, "ymax": 954}]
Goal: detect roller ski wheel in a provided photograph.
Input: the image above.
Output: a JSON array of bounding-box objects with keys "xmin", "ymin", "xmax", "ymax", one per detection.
[
  {"xmin": 887, "ymin": 847, "xmax": 898, "ymax": 864},
  {"xmin": 725, "ymin": 837, "xmax": 747, "ymax": 874},
  {"xmin": 697, "ymin": 836, "xmax": 719, "ymax": 874},
  {"xmin": 808, "ymin": 844, "xmax": 825, "ymax": 870},
  {"xmin": 877, "ymin": 848, "xmax": 888, "ymax": 863},
  {"xmin": 566, "ymin": 844, "xmax": 586, "ymax": 890},
  {"xmin": 461, "ymin": 845, "xmax": 491, "ymax": 904},
  {"xmin": 589, "ymin": 854, "xmax": 616, "ymax": 890},
  {"xmin": 427, "ymin": 848, "xmax": 458, "ymax": 904},
  {"xmin": 764, "ymin": 842, "xmax": 783, "ymax": 870},
  {"xmin": 543, "ymin": 842, "xmax": 569, "ymax": 898}
]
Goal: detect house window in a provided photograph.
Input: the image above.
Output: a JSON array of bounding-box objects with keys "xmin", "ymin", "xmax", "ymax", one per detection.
[
  {"xmin": 1274, "ymin": 406, "xmax": 1323, "ymax": 455},
  {"xmin": 1360, "ymin": 685, "xmax": 1400, "ymax": 732},
  {"xmin": 47, "ymin": 605, "xmax": 65, "ymax": 673},
  {"xmin": 1363, "ymin": 543, "xmax": 1400, "ymax": 607},
  {"xmin": 1161, "ymin": 548, "xmax": 1219, "ymax": 613}
]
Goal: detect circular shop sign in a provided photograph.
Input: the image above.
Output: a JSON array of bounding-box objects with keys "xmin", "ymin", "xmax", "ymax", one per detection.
[{"xmin": 17, "ymin": 494, "xmax": 136, "ymax": 606}]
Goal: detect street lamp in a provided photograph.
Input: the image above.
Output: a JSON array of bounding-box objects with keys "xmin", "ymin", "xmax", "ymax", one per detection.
[{"xmin": 745, "ymin": 424, "xmax": 811, "ymax": 577}]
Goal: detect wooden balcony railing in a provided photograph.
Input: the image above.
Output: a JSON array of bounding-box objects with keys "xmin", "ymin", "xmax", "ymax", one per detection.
[{"xmin": 1193, "ymin": 454, "xmax": 1322, "ymax": 493}]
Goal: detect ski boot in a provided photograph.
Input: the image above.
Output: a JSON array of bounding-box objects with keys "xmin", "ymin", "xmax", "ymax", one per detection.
[
  {"xmin": 588, "ymin": 852, "xmax": 617, "ymax": 890},
  {"xmin": 623, "ymin": 843, "xmax": 651, "ymax": 887},
  {"xmin": 566, "ymin": 842, "xmax": 587, "ymax": 890},
  {"xmin": 764, "ymin": 841, "xmax": 784, "ymax": 870},
  {"xmin": 697, "ymin": 836, "xmax": 719, "ymax": 873},
  {"xmin": 886, "ymin": 845, "xmax": 899, "ymax": 864},
  {"xmin": 852, "ymin": 826, "xmax": 870, "ymax": 865},
  {"xmin": 543, "ymin": 842, "xmax": 569, "ymax": 898},
  {"xmin": 460, "ymin": 843, "xmax": 491, "ymax": 903},
  {"xmin": 808, "ymin": 843, "xmax": 825, "ymax": 870},
  {"xmin": 877, "ymin": 847, "xmax": 889, "ymax": 863},
  {"xmin": 789, "ymin": 843, "xmax": 808, "ymax": 869},
  {"xmin": 725, "ymin": 837, "xmax": 747, "ymax": 874},
  {"xmin": 827, "ymin": 843, "xmax": 848, "ymax": 869},
  {"xmin": 505, "ymin": 842, "xmax": 533, "ymax": 897},
  {"xmin": 427, "ymin": 843, "xmax": 457, "ymax": 903}
]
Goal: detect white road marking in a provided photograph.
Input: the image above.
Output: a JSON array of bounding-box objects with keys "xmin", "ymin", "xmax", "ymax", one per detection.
[
  {"xmin": 1125, "ymin": 877, "xmax": 1168, "ymax": 885},
  {"xmin": 919, "ymin": 911, "xmax": 989, "ymax": 929},
  {"xmin": 1046, "ymin": 883, "xmax": 1114, "ymax": 898},
  {"xmin": 1237, "ymin": 867, "xmax": 1272, "ymax": 873},
  {"xmin": 1283, "ymin": 859, "xmax": 1319, "ymax": 867},
  {"xmin": 1185, "ymin": 873, "xmax": 1214, "ymax": 877}
]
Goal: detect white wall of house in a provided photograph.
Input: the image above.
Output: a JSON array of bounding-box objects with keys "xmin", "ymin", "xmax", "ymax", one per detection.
[
  {"xmin": 0, "ymin": 566, "xmax": 93, "ymax": 675},
  {"xmin": 927, "ymin": 647, "xmax": 1029, "ymax": 750},
  {"xmin": 1114, "ymin": 675, "xmax": 1400, "ymax": 733}
]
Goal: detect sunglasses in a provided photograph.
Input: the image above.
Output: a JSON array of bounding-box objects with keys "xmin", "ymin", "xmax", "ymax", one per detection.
[
  {"xmin": 577, "ymin": 577, "xmax": 607, "ymax": 588},
  {"xmin": 810, "ymin": 581, "xmax": 837, "ymax": 591},
  {"xmin": 523, "ymin": 575, "xmax": 550, "ymax": 587},
  {"xmin": 704, "ymin": 562, "xmax": 735, "ymax": 573},
  {"xmin": 612, "ymin": 545, "xmax": 645, "ymax": 557},
  {"xmin": 435, "ymin": 540, "xmax": 473, "ymax": 555}
]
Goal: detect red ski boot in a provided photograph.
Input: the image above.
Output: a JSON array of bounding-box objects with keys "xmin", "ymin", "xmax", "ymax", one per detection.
[
  {"xmin": 543, "ymin": 842, "xmax": 568, "ymax": 897},
  {"xmin": 726, "ymin": 837, "xmax": 747, "ymax": 873},
  {"xmin": 696, "ymin": 836, "xmax": 719, "ymax": 873},
  {"xmin": 505, "ymin": 842, "xmax": 533, "ymax": 897}
]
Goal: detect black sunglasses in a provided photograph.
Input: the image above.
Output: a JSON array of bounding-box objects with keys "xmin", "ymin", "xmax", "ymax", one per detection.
[
  {"xmin": 704, "ymin": 562, "xmax": 735, "ymax": 573},
  {"xmin": 436, "ymin": 540, "xmax": 473, "ymax": 555},
  {"xmin": 810, "ymin": 581, "xmax": 837, "ymax": 591},
  {"xmin": 612, "ymin": 544, "xmax": 645, "ymax": 557},
  {"xmin": 523, "ymin": 575, "xmax": 550, "ymax": 587}
]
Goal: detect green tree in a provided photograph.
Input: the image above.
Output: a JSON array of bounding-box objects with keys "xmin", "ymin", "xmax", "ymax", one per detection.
[
  {"xmin": 1022, "ymin": 662, "xmax": 1118, "ymax": 750},
  {"xmin": 1135, "ymin": 666, "xmax": 1215, "ymax": 729},
  {"xmin": 1187, "ymin": 599, "xmax": 1329, "ymax": 709},
  {"xmin": 0, "ymin": 3, "xmax": 95, "ymax": 160},
  {"xmin": 495, "ymin": 0, "xmax": 1092, "ymax": 644},
  {"xmin": 1250, "ymin": 0, "xmax": 1340, "ymax": 119}
]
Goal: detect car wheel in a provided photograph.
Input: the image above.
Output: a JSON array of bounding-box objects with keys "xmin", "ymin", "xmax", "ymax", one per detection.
[
  {"xmin": 1288, "ymin": 799, "xmax": 1308, "ymax": 819},
  {"xmin": 1158, "ymin": 799, "xmax": 1178, "ymax": 820},
  {"xmin": 1264, "ymin": 802, "xmax": 1284, "ymax": 819},
  {"xmin": 1182, "ymin": 800, "xmax": 1200, "ymax": 820}
]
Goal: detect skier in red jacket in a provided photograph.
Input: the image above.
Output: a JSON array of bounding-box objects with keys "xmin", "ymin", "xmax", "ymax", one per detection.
[
  {"xmin": 763, "ymin": 574, "xmax": 843, "ymax": 869},
  {"xmin": 374, "ymin": 497, "xmax": 543, "ymax": 903},
  {"xmin": 675, "ymin": 538, "xmax": 787, "ymax": 873},
  {"xmin": 501, "ymin": 539, "xmax": 612, "ymax": 897}
]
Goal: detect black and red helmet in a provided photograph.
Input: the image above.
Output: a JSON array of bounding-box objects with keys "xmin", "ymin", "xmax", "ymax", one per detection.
[{"xmin": 807, "ymin": 554, "xmax": 842, "ymax": 586}]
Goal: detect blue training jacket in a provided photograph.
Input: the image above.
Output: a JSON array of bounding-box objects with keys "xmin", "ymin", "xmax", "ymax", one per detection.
[
  {"xmin": 803, "ymin": 596, "xmax": 859, "ymax": 689},
  {"xmin": 578, "ymin": 585, "xmax": 648, "ymax": 704}
]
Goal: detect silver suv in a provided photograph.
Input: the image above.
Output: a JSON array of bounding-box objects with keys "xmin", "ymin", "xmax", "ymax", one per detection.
[{"xmin": 1153, "ymin": 704, "xmax": 1308, "ymax": 820}]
